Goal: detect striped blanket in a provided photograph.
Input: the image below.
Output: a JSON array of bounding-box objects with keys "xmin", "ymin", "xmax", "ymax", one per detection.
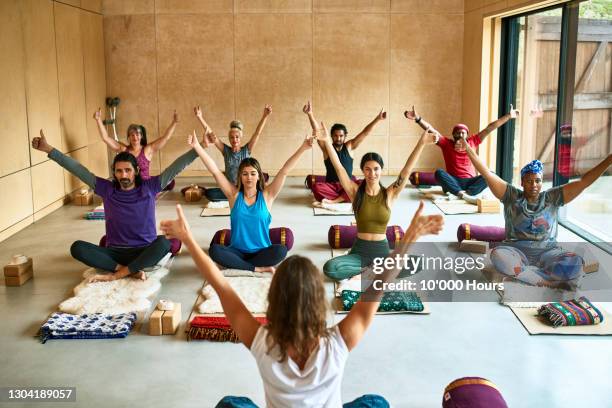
[{"xmin": 537, "ymin": 297, "xmax": 604, "ymax": 328}]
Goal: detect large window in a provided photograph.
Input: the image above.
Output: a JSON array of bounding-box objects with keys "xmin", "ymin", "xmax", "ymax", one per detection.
[{"xmin": 498, "ymin": 0, "xmax": 612, "ymax": 248}]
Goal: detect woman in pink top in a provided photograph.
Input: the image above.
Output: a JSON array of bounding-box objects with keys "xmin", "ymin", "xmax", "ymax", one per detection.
[
  {"xmin": 93, "ymin": 108, "xmax": 179, "ymax": 184},
  {"xmin": 160, "ymin": 202, "xmax": 444, "ymax": 407}
]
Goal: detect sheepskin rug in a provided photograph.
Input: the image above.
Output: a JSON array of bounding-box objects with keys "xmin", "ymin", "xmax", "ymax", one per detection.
[
  {"xmin": 198, "ymin": 275, "xmax": 271, "ymax": 314},
  {"xmin": 59, "ymin": 258, "xmax": 171, "ymax": 317}
]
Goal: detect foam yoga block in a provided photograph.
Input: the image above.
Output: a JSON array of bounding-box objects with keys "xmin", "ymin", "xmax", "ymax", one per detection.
[
  {"xmin": 210, "ymin": 227, "xmax": 294, "ymax": 250},
  {"xmin": 409, "ymin": 171, "xmax": 438, "ymax": 186},
  {"xmin": 457, "ymin": 224, "xmax": 505, "ymax": 242},
  {"xmin": 99, "ymin": 236, "xmax": 182, "ymax": 256},
  {"xmin": 328, "ymin": 225, "xmax": 404, "ymax": 249}
]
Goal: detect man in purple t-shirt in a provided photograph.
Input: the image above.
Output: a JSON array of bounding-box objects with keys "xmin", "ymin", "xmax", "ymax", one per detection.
[{"xmin": 32, "ymin": 129, "xmax": 198, "ymax": 282}]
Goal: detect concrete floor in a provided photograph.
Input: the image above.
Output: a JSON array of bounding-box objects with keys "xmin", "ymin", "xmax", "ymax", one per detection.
[{"xmin": 1, "ymin": 177, "xmax": 611, "ymax": 408}]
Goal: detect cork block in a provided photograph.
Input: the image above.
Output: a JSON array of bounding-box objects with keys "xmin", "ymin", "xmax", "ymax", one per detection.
[
  {"xmin": 459, "ymin": 239, "xmax": 489, "ymax": 254},
  {"xmin": 149, "ymin": 310, "xmax": 164, "ymax": 336},
  {"xmin": 4, "ymin": 257, "xmax": 33, "ymax": 277},
  {"xmin": 184, "ymin": 186, "xmax": 203, "ymax": 202},
  {"xmin": 5, "ymin": 269, "xmax": 33, "ymax": 286},
  {"xmin": 74, "ymin": 190, "xmax": 93, "ymax": 206},
  {"xmin": 161, "ymin": 303, "xmax": 181, "ymax": 335},
  {"xmin": 477, "ymin": 199, "xmax": 501, "ymax": 213}
]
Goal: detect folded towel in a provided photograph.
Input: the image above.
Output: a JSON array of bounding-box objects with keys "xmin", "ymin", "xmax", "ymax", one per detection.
[
  {"xmin": 341, "ymin": 290, "xmax": 424, "ymax": 312},
  {"xmin": 206, "ymin": 201, "xmax": 230, "ymax": 209},
  {"xmin": 38, "ymin": 312, "xmax": 137, "ymax": 343},
  {"xmin": 537, "ymin": 297, "xmax": 604, "ymax": 328}
]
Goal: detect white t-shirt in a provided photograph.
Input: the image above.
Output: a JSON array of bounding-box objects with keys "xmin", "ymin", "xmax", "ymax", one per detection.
[{"xmin": 250, "ymin": 325, "xmax": 349, "ymax": 408}]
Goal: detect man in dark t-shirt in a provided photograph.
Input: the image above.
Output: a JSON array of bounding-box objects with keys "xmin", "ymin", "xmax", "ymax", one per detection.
[{"xmin": 303, "ymin": 101, "xmax": 385, "ymax": 204}]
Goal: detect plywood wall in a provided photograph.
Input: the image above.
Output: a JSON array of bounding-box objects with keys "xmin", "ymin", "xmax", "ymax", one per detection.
[
  {"xmin": 103, "ymin": 0, "xmax": 466, "ymax": 176},
  {"xmin": 0, "ymin": 0, "xmax": 107, "ymax": 242}
]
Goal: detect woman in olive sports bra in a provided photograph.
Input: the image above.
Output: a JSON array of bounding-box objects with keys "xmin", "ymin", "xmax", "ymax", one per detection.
[{"xmin": 316, "ymin": 122, "xmax": 434, "ymax": 280}]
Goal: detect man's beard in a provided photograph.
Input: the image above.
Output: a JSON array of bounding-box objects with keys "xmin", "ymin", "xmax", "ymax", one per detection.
[{"xmin": 119, "ymin": 178, "xmax": 133, "ymax": 188}]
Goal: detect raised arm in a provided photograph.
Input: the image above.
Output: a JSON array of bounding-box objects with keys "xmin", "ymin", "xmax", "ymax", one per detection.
[
  {"xmin": 347, "ymin": 109, "xmax": 386, "ymax": 150},
  {"xmin": 562, "ymin": 154, "xmax": 612, "ymax": 204},
  {"xmin": 194, "ymin": 105, "xmax": 224, "ymax": 152},
  {"xmin": 303, "ymin": 101, "xmax": 328, "ymax": 157},
  {"xmin": 477, "ymin": 105, "xmax": 519, "ymax": 142},
  {"xmin": 189, "ymin": 131, "xmax": 238, "ymax": 201},
  {"xmin": 247, "ymin": 105, "xmax": 272, "ymax": 152},
  {"xmin": 93, "ymin": 108, "xmax": 126, "ymax": 152},
  {"xmin": 160, "ymin": 205, "xmax": 261, "ymax": 348},
  {"xmin": 147, "ymin": 110, "xmax": 178, "ymax": 154},
  {"xmin": 404, "ymin": 106, "xmax": 442, "ymax": 136},
  {"xmin": 316, "ymin": 123, "xmax": 359, "ymax": 200},
  {"xmin": 462, "ymin": 139, "xmax": 507, "ymax": 199},
  {"xmin": 32, "ymin": 130, "xmax": 97, "ymax": 189},
  {"xmin": 387, "ymin": 128, "xmax": 435, "ymax": 201},
  {"xmin": 338, "ymin": 201, "xmax": 443, "ymax": 351},
  {"xmin": 158, "ymin": 138, "xmax": 198, "ymax": 189},
  {"xmin": 264, "ymin": 135, "xmax": 314, "ymax": 205}
]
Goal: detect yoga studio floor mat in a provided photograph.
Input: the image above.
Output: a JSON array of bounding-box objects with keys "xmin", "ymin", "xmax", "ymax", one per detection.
[
  {"xmin": 59, "ymin": 256, "xmax": 172, "ymax": 318},
  {"xmin": 509, "ymin": 305, "xmax": 612, "ymax": 335},
  {"xmin": 200, "ymin": 207, "xmax": 230, "ymax": 217},
  {"xmin": 313, "ymin": 203, "xmax": 354, "ymax": 216},
  {"xmin": 432, "ymin": 199, "xmax": 479, "ymax": 215},
  {"xmin": 198, "ymin": 276, "xmax": 271, "ymax": 314}
]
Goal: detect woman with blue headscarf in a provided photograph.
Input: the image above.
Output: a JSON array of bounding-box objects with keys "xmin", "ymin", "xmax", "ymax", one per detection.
[{"xmin": 459, "ymin": 136, "xmax": 611, "ymax": 287}]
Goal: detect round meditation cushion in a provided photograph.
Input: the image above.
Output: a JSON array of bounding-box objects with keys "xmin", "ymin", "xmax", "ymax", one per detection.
[{"xmin": 409, "ymin": 171, "xmax": 438, "ymax": 186}]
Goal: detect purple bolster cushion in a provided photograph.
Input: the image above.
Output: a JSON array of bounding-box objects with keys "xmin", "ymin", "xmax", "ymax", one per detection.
[
  {"xmin": 327, "ymin": 225, "xmax": 405, "ymax": 249},
  {"xmin": 457, "ymin": 223, "xmax": 506, "ymax": 242},
  {"xmin": 99, "ymin": 235, "xmax": 182, "ymax": 256},
  {"xmin": 210, "ymin": 227, "xmax": 294, "ymax": 250},
  {"xmin": 409, "ymin": 171, "xmax": 439, "ymax": 186}
]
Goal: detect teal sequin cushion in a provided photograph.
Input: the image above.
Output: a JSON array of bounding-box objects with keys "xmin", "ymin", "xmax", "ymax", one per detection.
[{"xmin": 341, "ymin": 290, "xmax": 424, "ymax": 312}]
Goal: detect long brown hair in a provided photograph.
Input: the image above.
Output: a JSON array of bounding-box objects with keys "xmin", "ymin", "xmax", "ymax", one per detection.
[
  {"xmin": 235, "ymin": 157, "xmax": 266, "ymax": 192},
  {"xmin": 265, "ymin": 255, "xmax": 330, "ymax": 363}
]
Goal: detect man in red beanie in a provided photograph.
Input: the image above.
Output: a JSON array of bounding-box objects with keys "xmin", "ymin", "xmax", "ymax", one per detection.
[{"xmin": 405, "ymin": 106, "xmax": 519, "ymax": 203}]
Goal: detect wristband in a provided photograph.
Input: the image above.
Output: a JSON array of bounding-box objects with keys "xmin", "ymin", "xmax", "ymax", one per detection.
[{"xmin": 416, "ymin": 116, "xmax": 422, "ymax": 124}]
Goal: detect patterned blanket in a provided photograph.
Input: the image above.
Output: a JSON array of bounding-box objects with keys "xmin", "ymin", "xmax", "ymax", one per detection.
[
  {"xmin": 341, "ymin": 290, "xmax": 424, "ymax": 312},
  {"xmin": 537, "ymin": 297, "xmax": 604, "ymax": 328},
  {"xmin": 39, "ymin": 312, "xmax": 137, "ymax": 343},
  {"xmin": 188, "ymin": 316, "xmax": 267, "ymax": 342}
]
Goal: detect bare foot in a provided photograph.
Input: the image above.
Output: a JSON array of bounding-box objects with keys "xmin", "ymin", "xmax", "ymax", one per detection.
[
  {"xmin": 312, "ymin": 200, "xmax": 323, "ymax": 208},
  {"xmin": 131, "ymin": 271, "xmax": 147, "ymax": 281},
  {"xmin": 254, "ymin": 266, "xmax": 276, "ymax": 274},
  {"xmin": 322, "ymin": 197, "xmax": 345, "ymax": 204},
  {"xmin": 88, "ymin": 274, "xmax": 114, "ymax": 283}
]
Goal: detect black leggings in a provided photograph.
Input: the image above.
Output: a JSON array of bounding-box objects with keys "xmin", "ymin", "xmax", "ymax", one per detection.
[
  {"xmin": 209, "ymin": 244, "xmax": 287, "ymax": 271},
  {"xmin": 70, "ymin": 236, "xmax": 171, "ymax": 274}
]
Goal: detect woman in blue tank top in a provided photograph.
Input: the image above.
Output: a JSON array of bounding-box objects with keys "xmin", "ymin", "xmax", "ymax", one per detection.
[{"xmin": 189, "ymin": 131, "xmax": 314, "ymax": 273}]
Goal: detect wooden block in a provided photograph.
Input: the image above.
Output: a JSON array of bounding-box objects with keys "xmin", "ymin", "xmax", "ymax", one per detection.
[
  {"xmin": 161, "ymin": 303, "xmax": 181, "ymax": 335},
  {"xmin": 4, "ymin": 257, "xmax": 33, "ymax": 277},
  {"xmin": 584, "ymin": 260, "xmax": 599, "ymax": 274},
  {"xmin": 459, "ymin": 239, "xmax": 489, "ymax": 254},
  {"xmin": 74, "ymin": 190, "xmax": 93, "ymax": 206},
  {"xmin": 184, "ymin": 186, "xmax": 203, "ymax": 202},
  {"xmin": 5, "ymin": 269, "xmax": 33, "ymax": 286},
  {"xmin": 149, "ymin": 310, "xmax": 164, "ymax": 336},
  {"xmin": 477, "ymin": 199, "xmax": 500, "ymax": 213}
]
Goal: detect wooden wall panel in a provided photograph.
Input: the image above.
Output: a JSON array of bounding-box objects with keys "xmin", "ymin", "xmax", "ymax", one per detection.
[
  {"xmin": 22, "ymin": 0, "xmax": 62, "ymax": 166},
  {"xmin": 0, "ymin": 170, "xmax": 33, "ymax": 233},
  {"xmin": 0, "ymin": 0, "xmax": 30, "ymax": 177},
  {"xmin": 30, "ymin": 159, "xmax": 64, "ymax": 213},
  {"xmin": 64, "ymin": 147, "xmax": 89, "ymax": 193},
  {"xmin": 55, "ymin": 2, "xmax": 88, "ymax": 153},
  {"xmin": 81, "ymin": 0, "xmax": 102, "ymax": 13}
]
